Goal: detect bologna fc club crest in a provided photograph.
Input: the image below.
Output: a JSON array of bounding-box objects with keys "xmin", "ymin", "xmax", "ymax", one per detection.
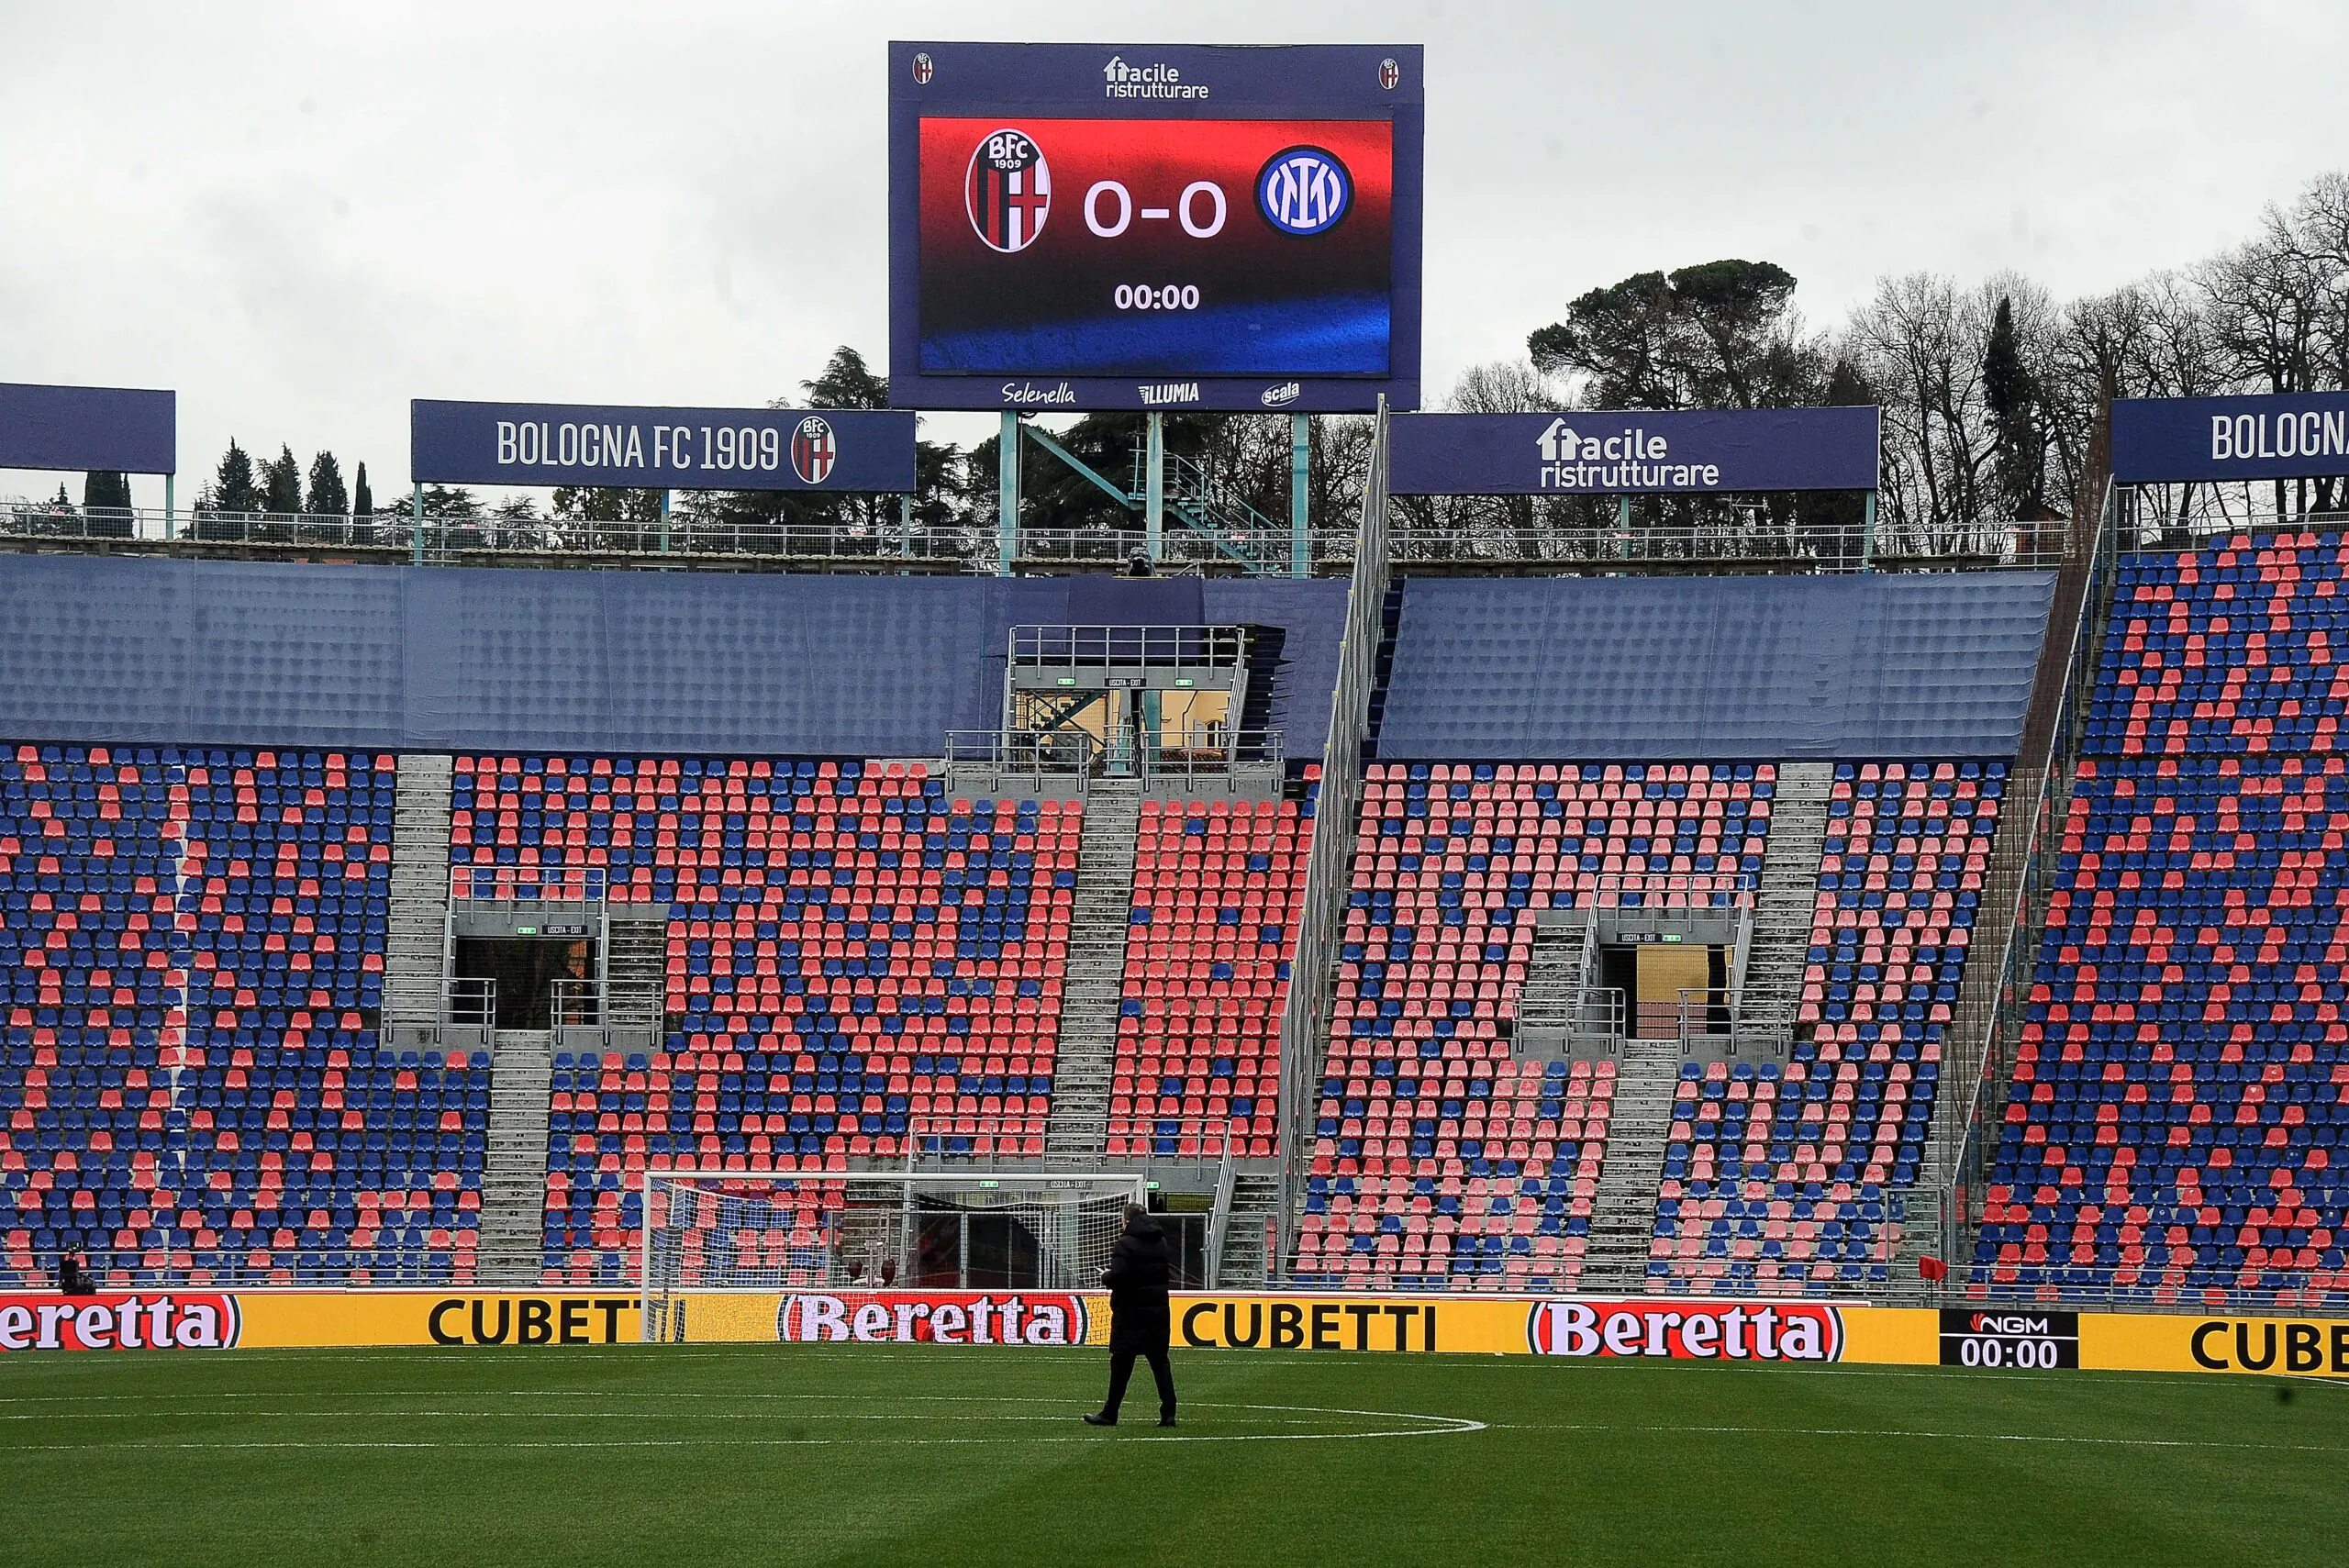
[
  {"xmin": 1256, "ymin": 147, "xmax": 1353, "ymax": 237},
  {"xmin": 791, "ymin": 416, "xmax": 837, "ymax": 484},
  {"xmin": 1379, "ymin": 57, "xmax": 1400, "ymax": 90},
  {"xmin": 911, "ymin": 51, "xmax": 933, "ymax": 85},
  {"xmin": 965, "ymin": 128, "xmax": 1051, "ymax": 253}
]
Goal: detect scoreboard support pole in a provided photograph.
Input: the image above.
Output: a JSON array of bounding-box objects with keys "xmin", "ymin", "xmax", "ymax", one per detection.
[
  {"xmin": 1144, "ymin": 413, "xmax": 1165, "ymax": 565},
  {"xmin": 1289, "ymin": 414, "xmax": 1309, "ymax": 577},
  {"xmin": 996, "ymin": 412, "xmax": 1020, "ymax": 576}
]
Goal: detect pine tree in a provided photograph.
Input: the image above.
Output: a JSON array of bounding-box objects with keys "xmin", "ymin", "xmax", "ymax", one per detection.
[
  {"xmin": 352, "ymin": 462, "xmax": 373, "ymax": 518},
  {"xmin": 262, "ymin": 444, "xmax": 303, "ymax": 515},
  {"xmin": 212, "ymin": 439, "xmax": 262, "ymax": 514},
  {"xmin": 305, "ymin": 450, "xmax": 349, "ymax": 517}
]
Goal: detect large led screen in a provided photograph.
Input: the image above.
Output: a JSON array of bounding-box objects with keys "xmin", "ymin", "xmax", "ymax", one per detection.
[
  {"xmin": 917, "ymin": 117, "xmax": 1394, "ymax": 378},
  {"xmin": 890, "ymin": 43, "xmax": 1422, "ymax": 412}
]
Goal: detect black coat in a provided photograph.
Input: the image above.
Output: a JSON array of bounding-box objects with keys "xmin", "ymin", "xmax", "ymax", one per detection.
[{"xmin": 1102, "ymin": 1213, "xmax": 1173, "ymax": 1351}]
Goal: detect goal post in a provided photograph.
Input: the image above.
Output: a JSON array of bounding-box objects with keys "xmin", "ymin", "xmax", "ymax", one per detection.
[{"xmin": 639, "ymin": 1169, "xmax": 1146, "ymax": 1343}]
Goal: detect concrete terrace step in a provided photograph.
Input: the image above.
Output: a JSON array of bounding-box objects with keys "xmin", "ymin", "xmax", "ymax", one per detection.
[
  {"xmin": 1043, "ymin": 781, "xmax": 1142, "ymax": 1157},
  {"xmin": 474, "ymin": 1029, "xmax": 556, "ymax": 1285}
]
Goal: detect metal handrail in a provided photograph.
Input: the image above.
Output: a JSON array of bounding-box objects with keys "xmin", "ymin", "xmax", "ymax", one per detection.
[
  {"xmin": 1138, "ymin": 728, "xmax": 1285, "ymax": 784},
  {"xmin": 445, "ymin": 977, "xmax": 496, "ymax": 1029},
  {"xmin": 1928, "ymin": 477, "xmax": 2119, "ymax": 1275},
  {"xmin": 1555, "ymin": 872, "xmax": 1757, "ymax": 908},
  {"xmin": 551, "ymin": 978, "xmax": 662, "ymax": 1029},
  {"xmin": 1273, "ymin": 400, "xmax": 1391, "ymax": 1277},
  {"xmin": 0, "ymin": 500, "xmax": 2112, "ymax": 575},
  {"xmin": 942, "ymin": 728, "xmax": 1097, "ymax": 774},
  {"xmin": 0, "ymin": 503, "xmax": 982, "ymax": 562},
  {"xmin": 450, "ymin": 865, "xmax": 608, "ymax": 904}
]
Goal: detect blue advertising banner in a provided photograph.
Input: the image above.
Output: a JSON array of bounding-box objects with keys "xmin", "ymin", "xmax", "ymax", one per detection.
[
  {"xmin": 0, "ymin": 383, "xmax": 175, "ymax": 473},
  {"xmin": 888, "ymin": 42, "xmax": 1424, "ymax": 412},
  {"xmin": 409, "ymin": 401, "xmax": 918, "ymax": 491},
  {"xmin": 1389, "ymin": 407, "xmax": 1881, "ymax": 495},
  {"xmin": 2113, "ymin": 393, "xmax": 2349, "ymax": 484}
]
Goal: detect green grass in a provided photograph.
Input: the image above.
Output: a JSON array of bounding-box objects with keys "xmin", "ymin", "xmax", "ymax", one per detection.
[{"xmin": 0, "ymin": 1344, "xmax": 2342, "ymax": 1567}]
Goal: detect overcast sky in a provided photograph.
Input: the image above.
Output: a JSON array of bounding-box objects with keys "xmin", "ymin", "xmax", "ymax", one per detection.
[{"xmin": 4, "ymin": 0, "xmax": 2344, "ymax": 506}]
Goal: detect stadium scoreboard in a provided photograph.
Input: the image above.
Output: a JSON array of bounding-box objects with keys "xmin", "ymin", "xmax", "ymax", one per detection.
[
  {"xmin": 1939, "ymin": 1308, "xmax": 2081, "ymax": 1370},
  {"xmin": 888, "ymin": 42, "xmax": 1423, "ymax": 412}
]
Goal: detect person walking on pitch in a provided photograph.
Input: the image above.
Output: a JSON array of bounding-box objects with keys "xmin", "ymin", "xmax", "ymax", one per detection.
[{"xmin": 1085, "ymin": 1204, "xmax": 1177, "ymax": 1428}]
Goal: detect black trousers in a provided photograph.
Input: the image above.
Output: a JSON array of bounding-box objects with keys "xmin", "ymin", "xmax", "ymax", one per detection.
[{"xmin": 1100, "ymin": 1345, "xmax": 1177, "ymax": 1421}]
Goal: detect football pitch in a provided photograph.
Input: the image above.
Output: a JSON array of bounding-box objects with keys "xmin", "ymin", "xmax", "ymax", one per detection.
[{"xmin": 0, "ymin": 1344, "xmax": 2341, "ymax": 1567}]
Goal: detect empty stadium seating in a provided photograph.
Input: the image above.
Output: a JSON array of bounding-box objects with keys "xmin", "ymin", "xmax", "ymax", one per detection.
[
  {"xmin": 445, "ymin": 755, "xmax": 1076, "ymax": 1284},
  {"xmin": 1648, "ymin": 761, "xmax": 2004, "ymax": 1293},
  {"xmin": 0, "ymin": 745, "xmax": 473, "ymax": 1285},
  {"xmin": 1978, "ymin": 531, "xmax": 2349, "ymax": 1304},
  {"xmin": 1295, "ymin": 762, "xmax": 1774, "ymax": 1290},
  {"xmin": 1110, "ymin": 788, "xmax": 1314, "ymax": 1160}
]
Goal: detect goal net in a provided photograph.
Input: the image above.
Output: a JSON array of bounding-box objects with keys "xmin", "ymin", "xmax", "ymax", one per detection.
[{"xmin": 640, "ymin": 1170, "xmax": 1142, "ymax": 1343}]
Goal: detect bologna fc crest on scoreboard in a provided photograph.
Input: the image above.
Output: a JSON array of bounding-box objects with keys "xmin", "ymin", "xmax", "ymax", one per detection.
[
  {"xmin": 789, "ymin": 415, "xmax": 838, "ymax": 484},
  {"xmin": 965, "ymin": 128, "xmax": 1052, "ymax": 253}
]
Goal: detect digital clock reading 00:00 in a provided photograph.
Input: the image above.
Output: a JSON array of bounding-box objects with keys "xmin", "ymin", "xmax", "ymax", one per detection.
[
  {"xmin": 1943, "ymin": 1334, "xmax": 2074, "ymax": 1370},
  {"xmin": 1114, "ymin": 284, "xmax": 1201, "ymax": 311}
]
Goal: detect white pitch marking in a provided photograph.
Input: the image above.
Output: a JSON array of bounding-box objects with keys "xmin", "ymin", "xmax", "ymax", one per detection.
[
  {"xmin": 1486, "ymin": 1421, "xmax": 2349, "ymax": 1455},
  {"xmin": 0, "ymin": 1396, "xmax": 1484, "ymax": 1449}
]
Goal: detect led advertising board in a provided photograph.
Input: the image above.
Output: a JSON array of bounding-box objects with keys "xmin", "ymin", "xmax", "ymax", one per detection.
[
  {"xmin": 0, "ymin": 382, "xmax": 175, "ymax": 474},
  {"xmin": 409, "ymin": 400, "xmax": 917, "ymax": 492},
  {"xmin": 1389, "ymin": 408, "xmax": 1882, "ymax": 495},
  {"xmin": 2112, "ymin": 392, "xmax": 2349, "ymax": 484},
  {"xmin": 889, "ymin": 42, "xmax": 1423, "ymax": 412}
]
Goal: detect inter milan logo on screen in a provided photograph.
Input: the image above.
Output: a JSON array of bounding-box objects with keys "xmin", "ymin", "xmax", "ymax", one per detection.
[
  {"xmin": 1255, "ymin": 147, "xmax": 1352, "ymax": 237},
  {"xmin": 791, "ymin": 416, "xmax": 838, "ymax": 484},
  {"xmin": 964, "ymin": 128, "xmax": 1051, "ymax": 253}
]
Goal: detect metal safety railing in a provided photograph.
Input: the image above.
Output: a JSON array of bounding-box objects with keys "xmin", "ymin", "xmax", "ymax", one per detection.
[
  {"xmin": 551, "ymin": 978, "xmax": 663, "ymax": 1029},
  {"xmin": 0, "ymin": 499, "xmax": 2108, "ymax": 576},
  {"xmin": 1136, "ymin": 727, "xmax": 1285, "ymax": 785},
  {"xmin": 0, "ymin": 503, "xmax": 983, "ymax": 565},
  {"xmin": 1007, "ymin": 623, "xmax": 1250, "ymax": 672},
  {"xmin": 1383, "ymin": 500, "xmax": 2068, "ymax": 573},
  {"xmin": 1272, "ymin": 401, "xmax": 1392, "ymax": 1276},
  {"xmin": 449, "ymin": 865, "xmax": 608, "ymax": 905},
  {"xmin": 942, "ymin": 728, "xmax": 1097, "ymax": 777},
  {"xmin": 445, "ymin": 977, "xmax": 497, "ymax": 1029},
  {"xmin": 1017, "ymin": 524, "xmax": 1357, "ymax": 573},
  {"xmin": 1928, "ymin": 479, "xmax": 2120, "ymax": 1273}
]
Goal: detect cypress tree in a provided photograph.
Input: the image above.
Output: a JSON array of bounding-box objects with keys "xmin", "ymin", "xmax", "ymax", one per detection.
[
  {"xmin": 352, "ymin": 462, "xmax": 373, "ymax": 517},
  {"xmin": 81, "ymin": 471, "xmax": 133, "ymax": 537}
]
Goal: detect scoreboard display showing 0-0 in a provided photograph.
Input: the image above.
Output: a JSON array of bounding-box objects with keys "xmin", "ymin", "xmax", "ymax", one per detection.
[
  {"xmin": 1939, "ymin": 1308, "xmax": 2081, "ymax": 1370},
  {"xmin": 889, "ymin": 42, "xmax": 1423, "ymax": 413}
]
